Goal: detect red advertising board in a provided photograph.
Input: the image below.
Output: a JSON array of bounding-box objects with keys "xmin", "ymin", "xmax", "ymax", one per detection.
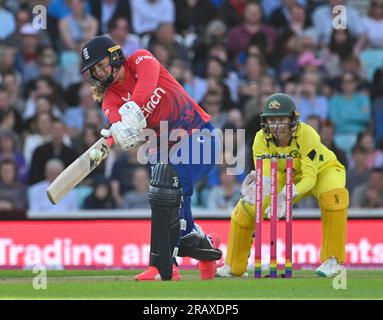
[{"xmin": 0, "ymin": 220, "xmax": 382, "ymax": 268}]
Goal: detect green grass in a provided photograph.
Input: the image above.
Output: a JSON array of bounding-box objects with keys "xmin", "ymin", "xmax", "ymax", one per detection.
[{"xmin": 0, "ymin": 269, "xmax": 382, "ymax": 300}]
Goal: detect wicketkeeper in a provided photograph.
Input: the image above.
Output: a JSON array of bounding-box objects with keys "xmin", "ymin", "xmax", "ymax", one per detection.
[
  {"xmin": 80, "ymin": 36, "xmax": 222, "ymax": 280},
  {"xmin": 217, "ymin": 93, "xmax": 349, "ymax": 278}
]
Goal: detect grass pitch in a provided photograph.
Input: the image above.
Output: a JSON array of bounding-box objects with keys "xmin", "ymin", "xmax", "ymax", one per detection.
[{"xmin": 0, "ymin": 269, "xmax": 382, "ymax": 300}]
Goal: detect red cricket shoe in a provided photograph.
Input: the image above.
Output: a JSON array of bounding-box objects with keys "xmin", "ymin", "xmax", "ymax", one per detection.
[
  {"xmin": 134, "ymin": 264, "xmax": 181, "ymax": 281},
  {"xmin": 198, "ymin": 233, "xmax": 221, "ymax": 280}
]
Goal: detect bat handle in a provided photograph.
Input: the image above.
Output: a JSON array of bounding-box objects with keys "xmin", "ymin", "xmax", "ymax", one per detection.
[{"xmin": 106, "ymin": 137, "xmax": 114, "ymax": 147}]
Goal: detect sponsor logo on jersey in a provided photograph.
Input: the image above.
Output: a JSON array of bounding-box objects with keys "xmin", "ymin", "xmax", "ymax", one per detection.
[
  {"xmin": 135, "ymin": 55, "xmax": 154, "ymax": 64},
  {"xmin": 121, "ymin": 92, "xmax": 131, "ymax": 102},
  {"xmin": 142, "ymin": 87, "xmax": 166, "ymax": 118},
  {"xmin": 104, "ymin": 108, "xmax": 110, "ymax": 117}
]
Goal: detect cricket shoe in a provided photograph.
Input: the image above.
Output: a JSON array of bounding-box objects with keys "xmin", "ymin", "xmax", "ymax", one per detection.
[
  {"xmin": 198, "ymin": 233, "xmax": 220, "ymax": 280},
  {"xmin": 316, "ymin": 257, "xmax": 340, "ymax": 278},
  {"xmin": 134, "ymin": 264, "xmax": 181, "ymax": 281},
  {"xmin": 215, "ymin": 264, "xmax": 248, "ymax": 278}
]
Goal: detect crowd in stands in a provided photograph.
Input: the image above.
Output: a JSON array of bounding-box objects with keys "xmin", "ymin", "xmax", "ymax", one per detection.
[{"xmin": 0, "ymin": 0, "xmax": 382, "ymax": 213}]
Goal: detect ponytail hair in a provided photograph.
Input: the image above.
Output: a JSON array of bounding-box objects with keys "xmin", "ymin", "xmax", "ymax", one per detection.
[{"xmin": 91, "ymin": 85, "xmax": 106, "ymax": 102}]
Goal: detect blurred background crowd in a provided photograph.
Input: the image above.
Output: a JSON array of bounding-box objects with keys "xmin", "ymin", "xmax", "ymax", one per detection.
[{"xmin": 0, "ymin": 0, "xmax": 382, "ymax": 214}]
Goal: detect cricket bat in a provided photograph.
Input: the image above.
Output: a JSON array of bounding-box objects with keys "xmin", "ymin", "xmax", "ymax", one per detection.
[{"xmin": 47, "ymin": 137, "xmax": 114, "ymax": 204}]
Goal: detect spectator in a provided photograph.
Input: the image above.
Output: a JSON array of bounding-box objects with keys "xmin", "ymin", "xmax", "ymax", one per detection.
[
  {"xmin": 174, "ymin": 0, "xmax": 217, "ymax": 38},
  {"xmin": 201, "ymin": 90, "xmax": 227, "ymax": 129},
  {"xmin": 28, "ymin": 120, "xmax": 78, "ymax": 185},
  {"xmin": 110, "ymin": 145, "xmax": 147, "ymax": 206},
  {"xmin": 23, "ymin": 112, "xmax": 53, "ymax": 166},
  {"xmin": 58, "ymin": 0, "xmax": 98, "ymax": 52},
  {"xmin": 83, "ymin": 179, "xmax": 117, "ymax": 209},
  {"xmin": 0, "ymin": 0, "xmax": 16, "ymax": 41},
  {"xmin": 58, "ymin": 0, "xmax": 98, "ymax": 87},
  {"xmin": 64, "ymin": 82, "xmax": 99, "ymax": 138},
  {"xmin": 0, "ymin": 159, "xmax": 27, "ymax": 212},
  {"xmin": 359, "ymin": 0, "xmax": 383, "ymax": 50},
  {"xmin": 268, "ymin": 0, "xmax": 308, "ymax": 31},
  {"xmin": 89, "ymin": 0, "xmax": 132, "ymax": 35},
  {"xmin": 296, "ymin": 70, "xmax": 329, "ymax": 122},
  {"xmin": 219, "ymin": 0, "xmax": 247, "ymax": 29},
  {"xmin": 123, "ymin": 167, "xmax": 150, "ymax": 208},
  {"xmin": 206, "ymin": 165, "xmax": 241, "ymax": 209},
  {"xmin": 320, "ymin": 29, "xmax": 356, "ymax": 79},
  {"xmin": 227, "ymin": 1, "xmax": 277, "ymax": 60},
  {"xmin": 354, "ymin": 131, "xmax": 383, "ymax": 169},
  {"xmin": 1, "ymin": 71, "xmax": 24, "ymax": 114},
  {"xmin": 107, "ymin": 16, "xmax": 141, "ymax": 57},
  {"xmin": 146, "ymin": 23, "xmax": 190, "ymax": 65},
  {"xmin": 130, "ymin": 0, "xmax": 175, "ymax": 35},
  {"xmin": 273, "ymin": 29, "xmax": 301, "ymax": 81},
  {"xmin": 352, "ymin": 168, "xmax": 383, "ymax": 208},
  {"xmin": 28, "ymin": 158, "xmax": 78, "ymax": 211},
  {"xmin": 288, "ymin": 3, "xmax": 313, "ymax": 37},
  {"xmin": 149, "ymin": 42, "xmax": 175, "ymax": 68},
  {"xmin": 168, "ymin": 58, "xmax": 194, "ymax": 95},
  {"xmin": 0, "ymin": 45, "xmax": 16, "ymax": 73},
  {"xmin": 15, "ymin": 24, "xmax": 40, "ymax": 83},
  {"xmin": 192, "ymin": 19, "xmax": 227, "ymax": 74},
  {"xmin": 24, "ymin": 75, "xmax": 64, "ymax": 121},
  {"xmin": 297, "ymin": 51, "xmax": 323, "ymax": 74},
  {"xmin": 0, "ymin": 105, "xmax": 23, "ymax": 134},
  {"xmin": 311, "ymin": 0, "xmax": 365, "ymax": 45},
  {"xmin": 194, "ymin": 55, "xmax": 239, "ymax": 103},
  {"xmin": 370, "ymin": 68, "xmax": 383, "ymax": 102},
  {"xmin": 34, "ymin": 46, "xmax": 61, "ymax": 84},
  {"xmin": 0, "ymin": 130, "xmax": 28, "ymax": 183},
  {"xmin": 319, "ymin": 120, "xmax": 348, "ymax": 168},
  {"xmin": 305, "ymin": 114, "xmax": 321, "ymax": 133},
  {"xmin": 346, "ymin": 145, "xmax": 371, "ymax": 196},
  {"xmin": 329, "ymin": 71, "xmax": 371, "ymax": 152},
  {"xmin": 48, "ymin": 0, "xmax": 91, "ymax": 19},
  {"xmin": 75, "ymin": 124, "xmax": 107, "ymax": 185},
  {"xmin": 238, "ymin": 54, "xmax": 267, "ymax": 106}
]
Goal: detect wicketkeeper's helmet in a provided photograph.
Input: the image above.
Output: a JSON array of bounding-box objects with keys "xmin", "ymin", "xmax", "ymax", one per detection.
[
  {"xmin": 80, "ymin": 36, "xmax": 124, "ymax": 89},
  {"xmin": 260, "ymin": 93, "xmax": 300, "ymax": 133}
]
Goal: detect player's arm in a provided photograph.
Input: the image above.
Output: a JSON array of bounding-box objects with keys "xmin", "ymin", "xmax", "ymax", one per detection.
[
  {"xmin": 252, "ymin": 131, "xmax": 271, "ymax": 178},
  {"xmin": 129, "ymin": 49, "xmax": 161, "ymax": 106},
  {"xmin": 102, "ymin": 49, "xmax": 158, "ymax": 150},
  {"xmin": 101, "ymin": 93, "xmax": 146, "ymax": 151},
  {"xmin": 295, "ymin": 127, "xmax": 321, "ymax": 195}
]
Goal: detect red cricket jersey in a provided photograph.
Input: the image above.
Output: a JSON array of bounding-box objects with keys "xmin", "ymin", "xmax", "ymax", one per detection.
[{"xmin": 102, "ymin": 49, "xmax": 211, "ymax": 135}]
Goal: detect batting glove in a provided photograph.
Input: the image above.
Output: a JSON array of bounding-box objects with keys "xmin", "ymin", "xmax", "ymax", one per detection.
[
  {"xmin": 119, "ymin": 101, "xmax": 146, "ymax": 132},
  {"xmin": 101, "ymin": 121, "xmax": 139, "ymax": 151}
]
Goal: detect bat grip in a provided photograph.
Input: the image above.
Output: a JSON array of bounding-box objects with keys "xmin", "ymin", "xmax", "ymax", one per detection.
[{"xmin": 106, "ymin": 137, "xmax": 114, "ymax": 147}]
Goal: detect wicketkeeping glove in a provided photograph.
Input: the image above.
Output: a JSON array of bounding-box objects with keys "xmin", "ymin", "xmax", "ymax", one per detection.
[{"xmin": 265, "ymin": 184, "xmax": 297, "ymax": 219}]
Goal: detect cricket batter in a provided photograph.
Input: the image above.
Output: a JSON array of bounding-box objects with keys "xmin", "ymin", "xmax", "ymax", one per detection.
[
  {"xmin": 80, "ymin": 36, "xmax": 221, "ymax": 280},
  {"xmin": 217, "ymin": 93, "xmax": 348, "ymax": 278}
]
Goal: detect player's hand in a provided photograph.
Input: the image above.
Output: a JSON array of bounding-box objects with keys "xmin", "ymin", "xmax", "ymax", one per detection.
[
  {"xmin": 241, "ymin": 171, "xmax": 256, "ymax": 205},
  {"xmin": 119, "ymin": 101, "xmax": 146, "ymax": 131},
  {"xmin": 265, "ymin": 184, "xmax": 297, "ymax": 219},
  {"xmin": 101, "ymin": 122, "xmax": 139, "ymax": 151}
]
